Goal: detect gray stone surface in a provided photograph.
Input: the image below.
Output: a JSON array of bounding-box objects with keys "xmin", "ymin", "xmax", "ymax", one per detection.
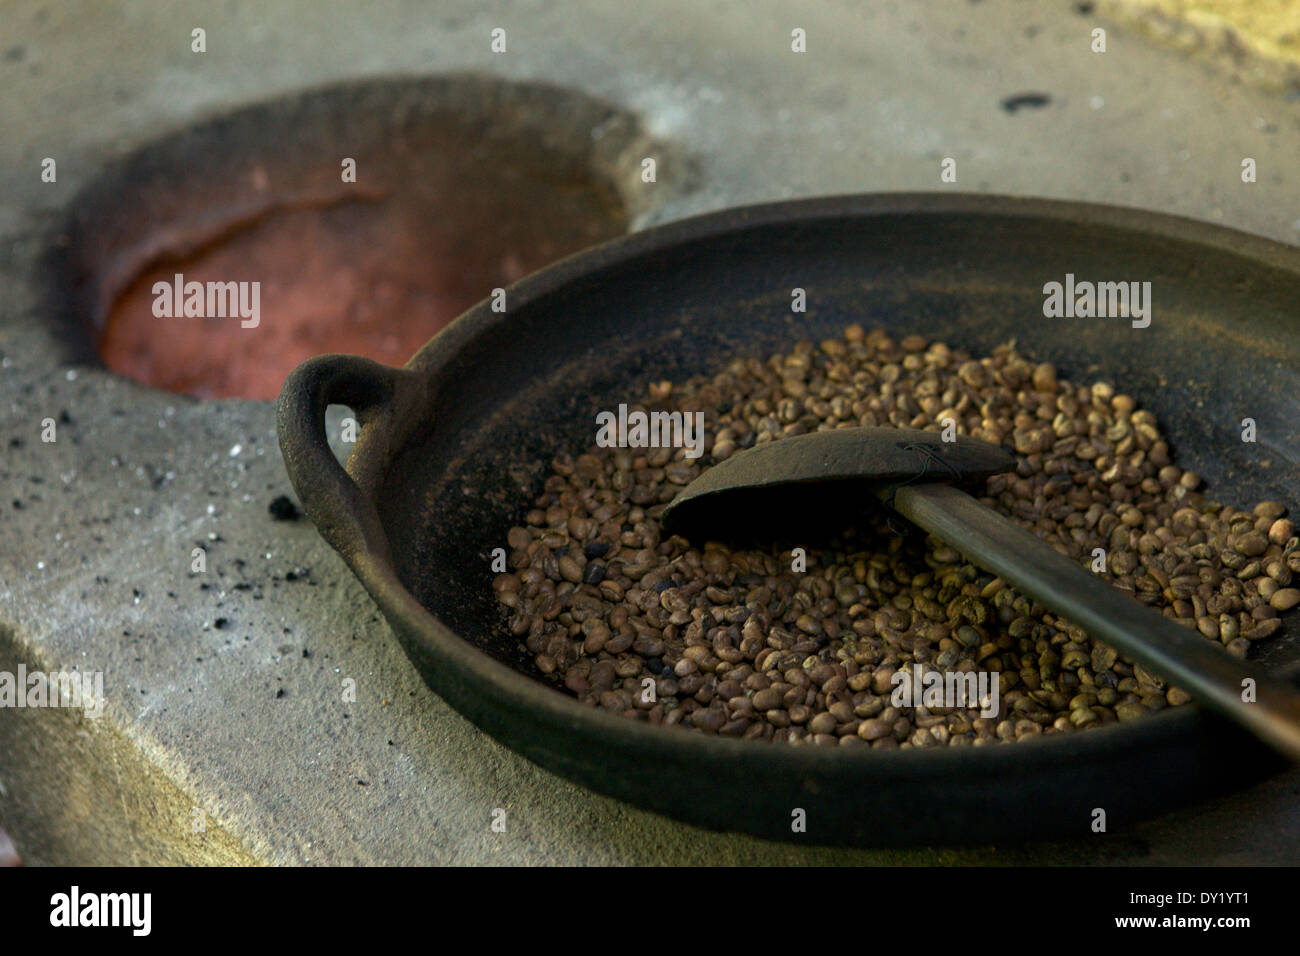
[{"xmin": 2, "ymin": 0, "xmax": 1299, "ymax": 864}]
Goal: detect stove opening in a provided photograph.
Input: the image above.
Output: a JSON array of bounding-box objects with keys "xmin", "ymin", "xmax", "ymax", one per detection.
[{"xmin": 54, "ymin": 75, "xmax": 692, "ymax": 400}]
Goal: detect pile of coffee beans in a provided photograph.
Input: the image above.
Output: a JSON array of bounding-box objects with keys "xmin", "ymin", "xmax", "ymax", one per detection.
[{"xmin": 493, "ymin": 325, "xmax": 1299, "ymax": 748}]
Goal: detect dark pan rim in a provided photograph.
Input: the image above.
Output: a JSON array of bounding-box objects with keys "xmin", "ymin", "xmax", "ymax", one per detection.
[{"xmin": 334, "ymin": 192, "xmax": 1300, "ymax": 776}]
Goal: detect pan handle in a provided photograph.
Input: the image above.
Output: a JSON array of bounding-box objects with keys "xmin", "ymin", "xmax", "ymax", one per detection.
[{"xmin": 276, "ymin": 354, "xmax": 416, "ymax": 564}]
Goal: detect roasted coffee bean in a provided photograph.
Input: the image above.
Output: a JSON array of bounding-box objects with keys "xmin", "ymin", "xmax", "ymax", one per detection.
[
  {"xmin": 493, "ymin": 325, "xmax": 1298, "ymax": 746},
  {"xmin": 1271, "ymin": 588, "xmax": 1300, "ymax": 612}
]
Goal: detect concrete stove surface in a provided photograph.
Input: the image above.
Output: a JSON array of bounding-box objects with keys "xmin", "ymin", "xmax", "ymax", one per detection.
[{"xmin": 2, "ymin": 0, "xmax": 1299, "ymax": 864}]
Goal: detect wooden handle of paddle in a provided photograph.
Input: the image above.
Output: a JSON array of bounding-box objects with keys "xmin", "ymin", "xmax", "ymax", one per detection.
[{"xmin": 892, "ymin": 482, "xmax": 1300, "ymax": 762}]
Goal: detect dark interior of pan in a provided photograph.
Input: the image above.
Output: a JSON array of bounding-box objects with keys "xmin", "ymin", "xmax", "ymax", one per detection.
[{"xmin": 367, "ymin": 194, "xmax": 1300, "ymax": 845}]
